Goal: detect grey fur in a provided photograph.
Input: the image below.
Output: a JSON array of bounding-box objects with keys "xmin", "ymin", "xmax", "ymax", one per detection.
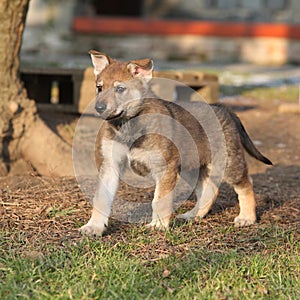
[{"xmin": 80, "ymin": 52, "xmax": 272, "ymax": 236}]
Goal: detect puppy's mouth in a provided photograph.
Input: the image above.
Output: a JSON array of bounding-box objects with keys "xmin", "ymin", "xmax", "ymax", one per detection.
[{"xmin": 106, "ymin": 110, "xmax": 124, "ymax": 121}]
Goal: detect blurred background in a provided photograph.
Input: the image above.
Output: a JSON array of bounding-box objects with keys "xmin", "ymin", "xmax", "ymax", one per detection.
[
  {"xmin": 21, "ymin": 0, "xmax": 300, "ymax": 66},
  {"xmin": 19, "ymin": 0, "xmax": 300, "ymax": 112}
]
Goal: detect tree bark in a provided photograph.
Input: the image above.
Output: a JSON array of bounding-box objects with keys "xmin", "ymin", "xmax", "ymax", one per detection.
[{"xmin": 0, "ymin": 0, "xmax": 73, "ymax": 176}]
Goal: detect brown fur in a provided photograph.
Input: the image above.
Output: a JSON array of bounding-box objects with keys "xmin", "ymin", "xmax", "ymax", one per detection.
[{"xmin": 79, "ymin": 50, "xmax": 272, "ymax": 236}]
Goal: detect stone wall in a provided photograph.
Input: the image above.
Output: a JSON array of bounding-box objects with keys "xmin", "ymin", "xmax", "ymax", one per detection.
[{"xmin": 71, "ymin": 34, "xmax": 300, "ymax": 65}]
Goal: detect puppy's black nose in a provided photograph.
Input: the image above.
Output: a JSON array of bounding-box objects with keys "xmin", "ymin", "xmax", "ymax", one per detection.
[{"xmin": 95, "ymin": 102, "xmax": 107, "ymax": 114}]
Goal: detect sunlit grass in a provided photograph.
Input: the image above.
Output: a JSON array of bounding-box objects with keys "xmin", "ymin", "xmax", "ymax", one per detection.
[
  {"xmin": 242, "ymin": 85, "xmax": 300, "ymax": 103},
  {"xmin": 1, "ymin": 225, "xmax": 299, "ymax": 299}
]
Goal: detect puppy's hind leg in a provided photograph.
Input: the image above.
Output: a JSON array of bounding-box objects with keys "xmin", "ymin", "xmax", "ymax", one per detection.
[
  {"xmin": 177, "ymin": 177, "xmax": 219, "ymax": 221},
  {"xmin": 233, "ymin": 176, "xmax": 256, "ymax": 227},
  {"xmin": 146, "ymin": 162, "xmax": 178, "ymax": 230}
]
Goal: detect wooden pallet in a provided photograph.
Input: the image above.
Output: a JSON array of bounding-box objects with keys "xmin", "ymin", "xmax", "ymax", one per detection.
[
  {"xmin": 20, "ymin": 67, "xmax": 219, "ymax": 113},
  {"xmin": 153, "ymin": 70, "xmax": 219, "ymax": 104},
  {"xmin": 21, "ymin": 67, "xmax": 84, "ymax": 113}
]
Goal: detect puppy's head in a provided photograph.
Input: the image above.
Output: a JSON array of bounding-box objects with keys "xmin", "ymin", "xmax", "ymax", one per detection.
[{"xmin": 89, "ymin": 50, "xmax": 153, "ymax": 120}]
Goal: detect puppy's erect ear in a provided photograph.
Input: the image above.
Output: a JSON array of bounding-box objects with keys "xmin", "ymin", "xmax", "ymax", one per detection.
[
  {"xmin": 127, "ymin": 58, "xmax": 153, "ymax": 82},
  {"xmin": 89, "ymin": 50, "xmax": 111, "ymax": 76}
]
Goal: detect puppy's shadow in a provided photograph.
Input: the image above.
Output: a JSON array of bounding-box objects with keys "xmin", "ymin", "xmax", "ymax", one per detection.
[
  {"xmin": 103, "ymin": 164, "xmax": 299, "ymax": 233},
  {"xmin": 252, "ymin": 164, "xmax": 300, "ymax": 221},
  {"xmin": 208, "ymin": 164, "xmax": 300, "ymax": 222}
]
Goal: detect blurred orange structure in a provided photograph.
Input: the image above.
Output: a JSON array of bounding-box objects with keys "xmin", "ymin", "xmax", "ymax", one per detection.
[{"xmin": 73, "ymin": 17, "xmax": 300, "ymax": 39}]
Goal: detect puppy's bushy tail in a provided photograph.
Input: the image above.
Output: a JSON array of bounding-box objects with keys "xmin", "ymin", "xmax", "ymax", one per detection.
[{"xmin": 231, "ymin": 112, "xmax": 273, "ymax": 165}]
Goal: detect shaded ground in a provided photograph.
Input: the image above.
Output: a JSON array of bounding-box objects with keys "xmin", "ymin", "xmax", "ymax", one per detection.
[{"xmin": 0, "ymin": 97, "xmax": 299, "ymax": 258}]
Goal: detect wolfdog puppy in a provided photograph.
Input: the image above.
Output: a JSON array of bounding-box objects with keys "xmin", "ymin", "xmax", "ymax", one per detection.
[{"xmin": 79, "ymin": 50, "xmax": 272, "ymax": 236}]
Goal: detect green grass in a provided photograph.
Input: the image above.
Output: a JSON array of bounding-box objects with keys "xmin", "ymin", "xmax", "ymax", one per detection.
[
  {"xmin": 1, "ymin": 225, "xmax": 299, "ymax": 299},
  {"xmin": 220, "ymin": 84, "xmax": 300, "ymax": 102},
  {"xmin": 242, "ymin": 85, "xmax": 300, "ymax": 103}
]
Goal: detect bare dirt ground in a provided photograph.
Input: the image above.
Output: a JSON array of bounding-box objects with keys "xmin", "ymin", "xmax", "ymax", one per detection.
[{"xmin": 0, "ymin": 97, "xmax": 299, "ymax": 256}]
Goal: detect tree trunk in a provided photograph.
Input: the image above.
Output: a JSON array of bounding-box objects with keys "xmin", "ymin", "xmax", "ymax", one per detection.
[{"xmin": 0, "ymin": 0, "xmax": 73, "ymax": 176}]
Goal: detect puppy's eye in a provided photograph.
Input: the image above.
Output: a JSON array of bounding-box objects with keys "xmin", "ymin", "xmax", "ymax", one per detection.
[
  {"xmin": 115, "ymin": 85, "xmax": 126, "ymax": 93},
  {"xmin": 96, "ymin": 85, "xmax": 103, "ymax": 93}
]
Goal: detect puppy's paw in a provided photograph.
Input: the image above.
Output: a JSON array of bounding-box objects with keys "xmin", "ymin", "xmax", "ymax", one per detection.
[
  {"xmin": 176, "ymin": 211, "xmax": 195, "ymax": 221},
  {"xmin": 145, "ymin": 219, "xmax": 169, "ymax": 231},
  {"xmin": 234, "ymin": 216, "xmax": 256, "ymax": 227},
  {"xmin": 79, "ymin": 223, "xmax": 106, "ymax": 236}
]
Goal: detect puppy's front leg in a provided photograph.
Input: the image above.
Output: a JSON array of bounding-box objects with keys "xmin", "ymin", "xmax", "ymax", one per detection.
[
  {"xmin": 79, "ymin": 162, "xmax": 120, "ymax": 236},
  {"xmin": 80, "ymin": 140, "xmax": 127, "ymax": 236}
]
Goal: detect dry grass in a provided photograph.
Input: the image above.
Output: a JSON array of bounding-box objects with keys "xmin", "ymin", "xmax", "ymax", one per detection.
[{"xmin": 1, "ymin": 174, "xmax": 299, "ymax": 258}]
